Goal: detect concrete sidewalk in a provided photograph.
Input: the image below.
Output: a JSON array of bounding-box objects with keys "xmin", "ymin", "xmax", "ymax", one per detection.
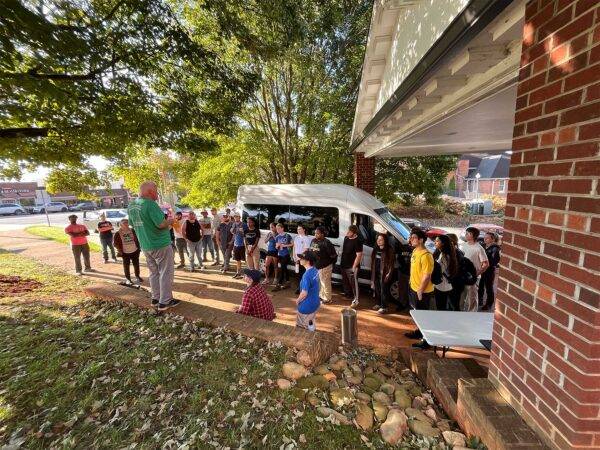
[{"xmin": 0, "ymin": 229, "xmax": 489, "ymax": 360}]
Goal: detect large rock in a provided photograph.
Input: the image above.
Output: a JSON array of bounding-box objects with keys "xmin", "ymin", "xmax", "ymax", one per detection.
[
  {"xmin": 296, "ymin": 375, "xmax": 329, "ymax": 390},
  {"xmin": 296, "ymin": 349, "xmax": 312, "ymax": 367},
  {"xmin": 330, "ymin": 388, "xmax": 355, "ymax": 407},
  {"xmin": 277, "ymin": 378, "xmax": 291, "ymax": 390},
  {"xmin": 405, "ymin": 408, "xmax": 434, "ymax": 424},
  {"xmin": 443, "ymin": 431, "xmax": 467, "ymax": 447},
  {"xmin": 412, "ymin": 396, "xmax": 428, "ymax": 409},
  {"xmin": 408, "ymin": 420, "xmax": 441, "ymax": 438},
  {"xmin": 378, "ymin": 365, "xmax": 393, "ymax": 377},
  {"xmin": 372, "ymin": 401, "xmax": 389, "ymax": 422},
  {"xmin": 346, "ymin": 375, "xmax": 362, "ymax": 386},
  {"xmin": 372, "ymin": 391, "xmax": 392, "ymax": 406},
  {"xmin": 380, "ymin": 409, "xmax": 408, "ymax": 445},
  {"xmin": 363, "ymin": 376, "xmax": 382, "ymax": 391},
  {"xmin": 380, "ymin": 383, "xmax": 395, "ymax": 395},
  {"xmin": 330, "ymin": 359, "xmax": 348, "ymax": 371},
  {"xmin": 282, "ymin": 362, "xmax": 308, "ymax": 381},
  {"xmin": 354, "ymin": 403, "xmax": 374, "ymax": 431},
  {"xmin": 355, "ymin": 392, "xmax": 371, "ymax": 403},
  {"xmin": 316, "ymin": 407, "xmax": 351, "ymax": 425},
  {"xmin": 394, "ymin": 389, "xmax": 412, "ymax": 409},
  {"xmin": 314, "ymin": 364, "xmax": 331, "ymax": 375}
]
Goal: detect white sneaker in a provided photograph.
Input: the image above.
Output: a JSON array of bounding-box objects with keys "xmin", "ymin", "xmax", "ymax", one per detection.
[{"xmin": 350, "ymin": 300, "xmax": 359, "ymax": 308}]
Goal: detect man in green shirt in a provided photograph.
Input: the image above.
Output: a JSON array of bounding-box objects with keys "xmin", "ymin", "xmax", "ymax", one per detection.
[{"xmin": 128, "ymin": 181, "xmax": 178, "ymax": 311}]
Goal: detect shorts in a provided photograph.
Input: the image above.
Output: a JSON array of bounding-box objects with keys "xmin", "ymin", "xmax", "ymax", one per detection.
[
  {"xmin": 233, "ymin": 246, "xmax": 246, "ymax": 261},
  {"xmin": 266, "ymin": 250, "xmax": 278, "ymax": 257},
  {"xmin": 296, "ymin": 311, "xmax": 317, "ymax": 330}
]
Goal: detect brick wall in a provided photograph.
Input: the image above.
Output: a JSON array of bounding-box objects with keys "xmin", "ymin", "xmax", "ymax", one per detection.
[
  {"xmin": 489, "ymin": 1, "xmax": 600, "ymax": 449},
  {"xmin": 354, "ymin": 152, "xmax": 375, "ymax": 195}
]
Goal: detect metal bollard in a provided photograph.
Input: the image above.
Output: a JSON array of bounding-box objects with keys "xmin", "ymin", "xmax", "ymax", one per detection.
[{"xmin": 341, "ymin": 308, "xmax": 358, "ymax": 346}]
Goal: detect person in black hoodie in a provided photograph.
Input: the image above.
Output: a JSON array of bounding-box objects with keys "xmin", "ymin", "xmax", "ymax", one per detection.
[
  {"xmin": 309, "ymin": 226, "xmax": 338, "ymax": 304},
  {"xmin": 479, "ymin": 232, "xmax": 501, "ymax": 311}
]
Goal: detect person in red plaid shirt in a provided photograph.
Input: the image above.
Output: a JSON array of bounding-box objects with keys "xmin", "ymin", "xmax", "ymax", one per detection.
[{"xmin": 236, "ymin": 269, "xmax": 276, "ymax": 321}]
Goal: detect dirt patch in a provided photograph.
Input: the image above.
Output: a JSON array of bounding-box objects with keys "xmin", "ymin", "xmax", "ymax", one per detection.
[{"xmin": 0, "ymin": 275, "xmax": 42, "ymax": 296}]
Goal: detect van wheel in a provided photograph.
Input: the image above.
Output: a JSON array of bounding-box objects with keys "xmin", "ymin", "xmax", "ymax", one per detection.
[
  {"xmin": 389, "ymin": 280, "xmax": 400, "ymax": 302},
  {"xmin": 61, "ymin": 207, "xmax": 67, "ymax": 212}
]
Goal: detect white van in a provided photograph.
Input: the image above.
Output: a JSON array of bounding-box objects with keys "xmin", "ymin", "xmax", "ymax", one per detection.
[{"xmin": 237, "ymin": 184, "xmax": 412, "ymax": 301}]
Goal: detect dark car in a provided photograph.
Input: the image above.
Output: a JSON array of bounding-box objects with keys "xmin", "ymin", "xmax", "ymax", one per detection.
[
  {"xmin": 69, "ymin": 201, "xmax": 97, "ymax": 212},
  {"xmin": 399, "ymin": 218, "xmax": 431, "ymax": 232}
]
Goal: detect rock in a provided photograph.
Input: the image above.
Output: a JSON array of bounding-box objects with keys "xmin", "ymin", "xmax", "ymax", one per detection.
[
  {"xmin": 343, "ymin": 368, "xmax": 353, "ymax": 378},
  {"xmin": 405, "ymin": 408, "xmax": 434, "ymax": 425},
  {"xmin": 394, "ymin": 389, "xmax": 412, "ymax": 409},
  {"xmin": 355, "ymin": 403, "xmax": 374, "ymax": 431},
  {"xmin": 408, "ymin": 419, "xmax": 441, "ymax": 438},
  {"xmin": 296, "ymin": 349, "xmax": 312, "ymax": 367},
  {"xmin": 370, "ymin": 372, "xmax": 386, "ymax": 383},
  {"xmin": 296, "ymin": 375, "xmax": 329, "ymax": 390},
  {"xmin": 364, "ymin": 366, "xmax": 374, "ymax": 375},
  {"xmin": 290, "ymin": 388, "xmax": 306, "ymax": 401},
  {"xmin": 337, "ymin": 379, "xmax": 348, "ymax": 389},
  {"xmin": 409, "ymin": 385, "xmax": 422, "ymax": 397},
  {"xmin": 277, "ymin": 378, "xmax": 292, "ymax": 390},
  {"xmin": 330, "ymin": 359, "xmax": 348, "ymax": 371},
  {"xmin": 378, "ymin": 365, "xmax": 393, "ymax": 377},
  {"xmin": 380, "ymin": 409, "xmax": 408, "ymax": 445},
  {"xmin": 355, "ymin": 392, "xmax": 371, "ymax": 403},
  {"xmin": 330, "ymin": 388, "xmax": 355, "ymax": 407},
  {"xmin": 351, "ymin": 364, "xmax": 362, "ymax": 374},
  {"xmin": 443, "ymin": 431, "xmax": 467, "ymax": 447},
  {"xmin": 307, "ymin": 393, "xmax": 320, "ymax": 406},
  {"xmin": 346, "ymin": 375, "xmax": 362, "ymax": 385},
  {"xmin": 372, "ymin": 391, "xmax": 391, "ymax": 406},
  {"xmin": 329, "ymin": 380, "xmax": 340, "ymax": 390},
  {"xmin": 412, "ymin": 396, "xmax": 428, "ymax": 409},
  {"xmin": 380, "ymin": 383, "xmax": 395, "ymax": 395},
  {"xmin": 323, "ymin": 372, "xmax": 337, "ymax": 382},
  {"xmin": 314, "ymin": 364, "xmax": 330, "ymax": 375},
  {"xmin": 362, "ymin": 385, "xmax": 376, "ymax": 395},
  {"xmin": 316, "ymin": 407, "xmax": 352, "ymax": 425},
  {"xmin": 436, "ymin": 419, "xmax": 452, "ymax": 433},
  {"xmin": 363, "ymin": 376, "xmax": 382, "ymax": 391},
  {"xmin": 282, "ymin": 362, "xmax": 308, "ymax": 381},
  {"xmin": 372, "ymin": 401, "xmax": 389, "ymax": 422},
  {"xmin": 424, "ymin": 407, "xmax": 437, "ymax": 422}
]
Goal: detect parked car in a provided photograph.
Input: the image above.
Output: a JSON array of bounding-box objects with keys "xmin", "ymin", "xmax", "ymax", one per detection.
[
  {"xmin": 32, "ymin": 202, "xmax": 69, "ymax": 213},
  {"xmin": 0, "ymin": 203, "xmax": 27, "ymax": 216},
  {"xmin": 84, "ymin": 209, "xmax": 128, "ymax": 232},
  {"xmin": 399, "ymin": 218, "xmax": 431, "ymax": 232},
  {"xmin": 69, "ymin": 201, "xmax": 97, "ymax": 212}
]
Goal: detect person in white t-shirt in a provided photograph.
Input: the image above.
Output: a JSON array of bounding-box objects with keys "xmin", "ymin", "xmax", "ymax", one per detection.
[
  {"xmin": 459, "ymin": 227, "xmax": 489, "ymax": 311},
  {"xmin": 293, "ymin": 224, "xmax": 313, "ymax": 295}
]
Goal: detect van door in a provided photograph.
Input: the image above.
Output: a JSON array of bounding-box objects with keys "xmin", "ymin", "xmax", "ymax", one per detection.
[{"xmin": 351, "ymin": 213, "xmax": 376, "ymax": 283}]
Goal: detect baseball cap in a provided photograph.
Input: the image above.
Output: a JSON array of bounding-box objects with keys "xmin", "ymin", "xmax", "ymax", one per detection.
[{"xmin": 243, "ymin": 269, "xmax": 262, "ymax": 283}]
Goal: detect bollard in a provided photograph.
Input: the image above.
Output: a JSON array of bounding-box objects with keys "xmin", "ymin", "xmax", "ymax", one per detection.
[{"xmin": 341, "ymin": 308, "xmax": 358, "ymax": 346}]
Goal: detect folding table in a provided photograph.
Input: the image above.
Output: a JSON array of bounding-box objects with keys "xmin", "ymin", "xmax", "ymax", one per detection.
[{"xmin": 409, "ymin": 310, "xmax": 494, "ymax": 357}]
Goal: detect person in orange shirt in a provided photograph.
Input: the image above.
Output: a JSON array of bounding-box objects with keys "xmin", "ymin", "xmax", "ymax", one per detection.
[
  {"xmin": 404, "ymin": 227, "xmax": 435, "ymax": 350},
  {"xmin": 64, "ymin": 215, "xmax": 94, "ymax": 275}
]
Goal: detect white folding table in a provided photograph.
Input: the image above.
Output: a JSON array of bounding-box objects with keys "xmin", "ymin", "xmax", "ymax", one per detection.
[{"xmin": 409, "ymin": 310, "xmax": 494, "ymax": 357}]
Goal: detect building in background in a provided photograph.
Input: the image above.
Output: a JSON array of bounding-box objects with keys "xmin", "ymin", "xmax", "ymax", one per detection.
[
  {"xmin": 0, "ymin": 182, "xmax": 131, "ymax": 207},
  {"xmin": 449, "ymin": 153, "xmax": 510, "ymax": 198}
]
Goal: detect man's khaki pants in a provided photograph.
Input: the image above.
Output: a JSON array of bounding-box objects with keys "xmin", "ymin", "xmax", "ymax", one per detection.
[{"xmin": 318, "ymin": 264, "xmax": 333, "ymax": 302}]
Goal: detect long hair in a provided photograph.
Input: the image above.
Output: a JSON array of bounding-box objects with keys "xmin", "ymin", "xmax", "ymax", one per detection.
[
  {"xmin": 437, "ymin": 234, "xmax": 458, "ymax": 278},
  {"xmin": 371, "ymin": 233, "xmax": 395, "ymax": 275}
]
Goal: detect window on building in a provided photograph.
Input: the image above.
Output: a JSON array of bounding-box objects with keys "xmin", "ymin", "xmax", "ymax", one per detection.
[{"xmin": 498, "ymin": 179, "xmax": 506, "ymax": 193}]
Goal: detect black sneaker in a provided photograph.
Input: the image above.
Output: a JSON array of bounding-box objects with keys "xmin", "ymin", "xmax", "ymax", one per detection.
[
  {"xmin": 151, "ymin": 299, "xmax": 159, "ymax": 307},
  {"xmin": 404, "ymin": 329, "xmax": 421, "ymax": 339},
  {"xmin": 412, "ymin": 340, "xmax": 431, "ymax": 350},
  {"xmin": 157, "ymin": 299, "xmax": 180, "ymax": 312}
]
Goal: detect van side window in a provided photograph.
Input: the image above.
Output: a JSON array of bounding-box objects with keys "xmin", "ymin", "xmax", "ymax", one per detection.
[
  {"xmin": 289, "ymin": 206, "xmax": 339, "ymax": 238},
  {"xmin": 351, "ymin": 213, "xmax": 376, "ymax": 247}
]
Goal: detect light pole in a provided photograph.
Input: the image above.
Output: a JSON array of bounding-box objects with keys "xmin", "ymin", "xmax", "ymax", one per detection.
[{"xmin": 475, "ymin": 173, "xmax": 481, "ymax": 200}]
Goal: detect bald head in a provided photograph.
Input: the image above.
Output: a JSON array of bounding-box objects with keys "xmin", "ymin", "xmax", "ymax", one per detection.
[{"xmin": 140, "ymin": 181, "xmax": 158, "ymax": 200}]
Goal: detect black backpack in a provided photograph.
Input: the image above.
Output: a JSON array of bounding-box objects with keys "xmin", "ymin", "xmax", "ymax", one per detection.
[
  {"xmin": 431, "ymin": 259, "xmax": 443, "ymax": 285},
  {"xmin": 455, "ymin": 255, "xmax": 477, "ymax": 286}
]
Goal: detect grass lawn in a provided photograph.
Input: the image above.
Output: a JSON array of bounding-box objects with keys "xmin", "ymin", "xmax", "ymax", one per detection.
[
  {"xmin": 0, "ymin": 251, "xmax": 386, "ymax": 449},
  {"xmin": 24, "ymin": 226, "xmax": 102, "ymax": 252}
]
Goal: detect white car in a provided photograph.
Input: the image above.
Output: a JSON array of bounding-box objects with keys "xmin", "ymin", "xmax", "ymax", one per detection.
[
  {"xmin": 85, "ymin": 209, "xmax": 128, "ymax": 232},
  {"xmin": 0, "ymin": 203, "xmax": 27, "ymax": 215},
  {"xmin": 33, "ymin": 202, "xmax": 69, "ymax": 213}
]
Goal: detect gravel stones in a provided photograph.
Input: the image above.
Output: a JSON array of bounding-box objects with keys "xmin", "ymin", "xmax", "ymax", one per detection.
[
  {"xmin": 380, "ymin": 383, "xmax": 395, "ymax": 395},
  {"xmin": 355, "ymin": 392, "xmax": 371, "ymax": 403},
  {"xmin": 354, "ymin": 403, "xmax": 374, "ymax": 431},
  {"xmin": 372, "ymin": 401, "xmax": 389, "ymax": 422},
  {"xmin": 314, "ymin": 364, "xmax": 331, "ymax": 375},
  {"xmin": 408, "ymin": 420, "xmax": 441, "ymax": 438},
  {"xmin": 277, "ymin": 378, "xmax": 292, "ymax": 390},
  {"xmin": 372, "ymin": 391, "xmax": 391, "ymax": 406},
  {"xmin": 329, "ymin": 359, "xmax": 348, "ymax": 371},
  {"xmin": 363, "ymin": 375, "xmax": 382, "ymax": 391},
  {"xmin": 443, "ymin": 430, "xmax": 467, "ymax": 447},
  {"xmin": 296, "ymin": 375, "xmax": 329, "ymax": 390},
  {"xmin": 282, "ymin": 362, "xmax": 308, "ymax": 380},
  {"xmin": 330, "ymin": 388, "xmax": 355, "ymax": 407},
  {"xmin": 316, "ymin": 407, "xmax": 351, "ymax": 425},
  {"xmin": 394, "ymin": 389, "xmax": 412, "ymax": 409},
  {"xmin": 380, "ymin": 409, "xmax": 408, "ymax": 445}
]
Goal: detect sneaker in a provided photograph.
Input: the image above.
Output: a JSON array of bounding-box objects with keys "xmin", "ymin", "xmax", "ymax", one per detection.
[
  {"xmin": 151, "ymin": 299, "xmax": 159, "ymax": 307},
  {"xmin": 123, "ymin": 278, "xmax": 132, "ymax": 285},
  {"xmin": 74, "ymin": 271, "xmax": 83, "ymax": 276},
  {"xmin": 135, "ymin": 277, "xmax": 143, "ymax": 284},
  {"xmin": 377, "ymin": 307, "xmax": 388, "ymax": 315},
  {"xmin": 404, "ymin": 330, "xmax": 421, "ymax": 339},
  {"xmin": 211, "ymin": 262, "xmax": 220, "ymax": 267},
  {"xmin": 186, "ymin": 267, "xmax": 195, "ymax": 272},
  {"xmin": 350, "ymin": 300, "xmax": 359, "ymax": 308},
  {"xmin": 84, "ymin": 268, "xmax": 96, "ymax": 272},
  {"xmin": 412, "ymin": 340, "xmax": 431, "ymax": 350},
  {"xmin": 372, "ymin": 305, "xmax": 380, "ymax": 311},
  {"xmin": 158, "ymin": 299, "xmax": 180, "ymax": 312},
  {"xmin": 232, "ymin": 272, "xmax": 242, "ymax": 279},
  {"xmin": 112, "ymin": 258, "xmax": 118, "ymax": 262},
  {"xmin": 320, "ymin": 298, "xmax": 332, "ymax": 304}
]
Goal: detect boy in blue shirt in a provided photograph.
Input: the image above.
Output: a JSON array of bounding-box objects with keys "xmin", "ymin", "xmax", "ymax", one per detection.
[
  {"xmin": 230, "ymin": 212, "xmax": 248, "ymax": 279},
  {"xmin": 295, "ymin": 250, "xmax": 320, "ymax": 330},
  {"xmin": 273, "ymin": 223, "xmax": 293, "ymax": 291}
]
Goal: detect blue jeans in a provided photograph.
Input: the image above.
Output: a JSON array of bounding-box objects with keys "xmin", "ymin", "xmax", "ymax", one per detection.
[
  {"xmin": 187, "ymin": 240, "xmax": 203, "ymax": 270},
  {"xmin": 100, "ymin": 235, "xmax": 116, "ymax": 261},
  {"xmin": 202, "ymin": 235, "xmax": 215, "ymax": 260}
]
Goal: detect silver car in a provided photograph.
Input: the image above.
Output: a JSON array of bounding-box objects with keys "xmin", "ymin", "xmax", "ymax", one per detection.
[
  {"xmin": 33, "ymin": 202, "xmax": 69, "ymax": 213},
  {"xmin": 0, "ymin": 203, "xmax": 27, "ymax": 215},
  {"xmin": 85, "ymin": 209, "xmax": 128, "ymax": 232}
]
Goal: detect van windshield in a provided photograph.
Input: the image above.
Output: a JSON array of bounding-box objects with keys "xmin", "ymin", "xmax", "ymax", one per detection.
[{"xmin": 374, "ymin": 207, "xmax": 410, "ymax": 240}]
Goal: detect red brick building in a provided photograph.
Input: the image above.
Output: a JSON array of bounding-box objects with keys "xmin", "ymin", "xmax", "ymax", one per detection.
[
  {"xmin": 452, "ymin": 153, "xmax": 510, "ymax": 198},
  {"xmin": 351, "ymin": 1, "xmax": 599, "ymax": 448}
]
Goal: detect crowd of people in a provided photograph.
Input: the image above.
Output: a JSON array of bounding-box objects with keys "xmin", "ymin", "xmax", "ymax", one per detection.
[{"xmin": 64, "ymin": 181, "xmax": 501, "ymax": 338}]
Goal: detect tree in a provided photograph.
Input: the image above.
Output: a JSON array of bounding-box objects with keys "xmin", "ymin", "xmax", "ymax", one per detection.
[
  {"xmin": 0, "ymin": 0, "xmax": 300, "ymax": 169},
  {"xmin": 375, "ymin": 156, "xmax": 458, "ymax": 206},
  {"xmin": 45, "ymin": 165, "xmax": 110, "ymax": 200}
]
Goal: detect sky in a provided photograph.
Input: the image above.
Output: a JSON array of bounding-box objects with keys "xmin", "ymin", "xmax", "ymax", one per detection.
[{"xmin": 19, "ymin": 156, "xmax": 110, "ymax": 184}]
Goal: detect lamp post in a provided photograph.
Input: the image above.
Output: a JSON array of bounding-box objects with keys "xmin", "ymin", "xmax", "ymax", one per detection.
[{"xmin": 475, "ymin": 173, "xmax": 481, "ymax": 200}]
